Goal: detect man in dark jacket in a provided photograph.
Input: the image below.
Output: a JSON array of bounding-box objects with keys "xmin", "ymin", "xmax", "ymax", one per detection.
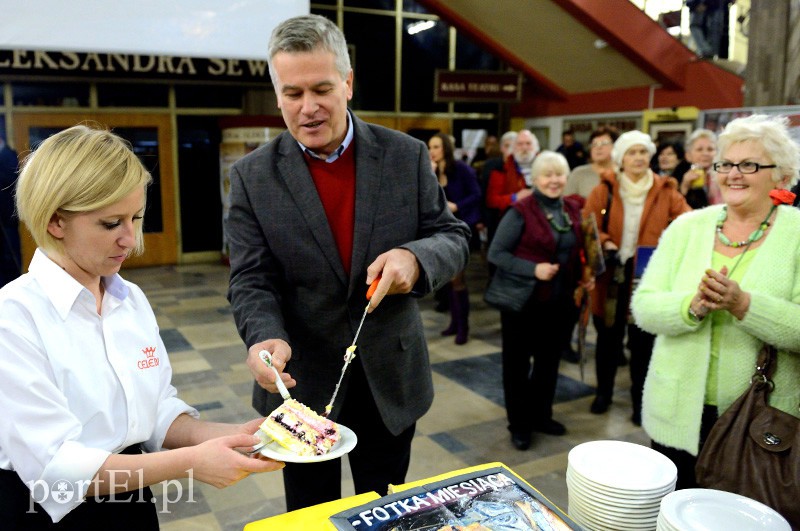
[{"xmin": 226, "ymin": 15, "xmax": 470, "ymax": 512}]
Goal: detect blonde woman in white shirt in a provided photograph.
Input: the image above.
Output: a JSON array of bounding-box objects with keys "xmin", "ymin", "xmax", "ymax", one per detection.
[{"xmin": 0, "ymin": 125, "xmax": 282, "ymax": 528}]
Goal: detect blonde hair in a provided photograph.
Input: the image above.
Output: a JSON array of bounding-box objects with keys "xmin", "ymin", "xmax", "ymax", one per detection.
[{"xmin": 16, "ymin": 124, "xmax": 152, "ymax": 255}]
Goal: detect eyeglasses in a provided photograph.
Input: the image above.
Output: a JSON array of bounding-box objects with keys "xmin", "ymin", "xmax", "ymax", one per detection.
[
  {"xmin": 713, "ymin": 161, "xmax": 777, "ymax": 174},
  {"xmin": 590, "ymin": 140, "xmax": 613, "ymax": 149}
]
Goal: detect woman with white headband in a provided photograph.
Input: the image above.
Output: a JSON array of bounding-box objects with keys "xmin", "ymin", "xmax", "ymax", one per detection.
[{"xmin": 582, "ymin": 130, "xmax": 690, "ymax": 424}]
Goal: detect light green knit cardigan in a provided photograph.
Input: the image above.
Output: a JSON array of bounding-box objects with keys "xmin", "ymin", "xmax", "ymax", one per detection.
[{"xmin": 632, "ymin": 204, "xmax": 800, "ymax": 455}]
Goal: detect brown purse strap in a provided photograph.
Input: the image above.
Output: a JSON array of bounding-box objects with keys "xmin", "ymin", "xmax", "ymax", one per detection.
[
  {"xmin": 753, "ymin": 344, "xmax": 778, "ymax": 384},
  {"xmin": 755, "ymin": 345, "xmax": 800, "ymax": 414}
]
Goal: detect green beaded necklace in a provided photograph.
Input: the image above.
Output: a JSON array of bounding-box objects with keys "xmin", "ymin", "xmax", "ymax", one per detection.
[
  {"xmin": 715, "ymin": 205, "xmax": 775, "ymax": 248},
  {"xmin": 545, "ymin": 208, "xmax": 573, "ymax": 233}
]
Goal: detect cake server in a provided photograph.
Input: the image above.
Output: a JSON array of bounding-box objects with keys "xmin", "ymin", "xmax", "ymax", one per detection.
[
  {"xmin": 259, "ymin": 350, "xmax": 292, "ymax": 401},
  {"xmin": 323, "ymin": 276, "xmax": 381, "ymax": 417},
  {"xmin": 246, "ymin": 350, "xmax": 290, "ymax": 455}
]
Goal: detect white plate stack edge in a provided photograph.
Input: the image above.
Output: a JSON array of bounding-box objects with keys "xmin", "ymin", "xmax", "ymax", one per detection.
[{"xmin": 567, "ymin": 440, "xmax": 677, "ymax": 531}]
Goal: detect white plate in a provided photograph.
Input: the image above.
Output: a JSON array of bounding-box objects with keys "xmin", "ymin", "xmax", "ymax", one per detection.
[
  {"xmin": 568, "ymin": 440, "xmax": 677, "ymax": 491},
  {"xmin": 567, "ymin": 483, "xmax": 665, "ymax": 514},
  {"xmin": 567, "ymin": 475, "xmax": 675, "ymax": 507},
  {"xmin": 567, "ymin": 467, "xmax": 675, "ymax": 502},
  {"xmin": 569, "ymin": 502, "xmax": 656, "ymax": 531},
  {"xmin": 258, "ymin": 424, "xmax": 357, "ymax": 463},
  {"xmin": 568, "ymin": 495, "xmax": 660, "ymax": 525},
  {"xmin": 656, "ymin": 512, "xmax": 680, "ymax": 531},
  {"xmin": 660, "ymin": 489, "xmax": 791, "ymax": 531},
  {"xmin": 567, "ymin": 485, "xmax": 663, "ymax": 517}
]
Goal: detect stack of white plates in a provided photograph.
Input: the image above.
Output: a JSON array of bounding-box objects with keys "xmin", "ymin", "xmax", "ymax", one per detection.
[
  {"xmin": 567, "ymin": 440, "xmax": 677, "ymax": 531},
  {"xmin": 657, "ymin": 489, "xmax": 791, "ymax": 530}
]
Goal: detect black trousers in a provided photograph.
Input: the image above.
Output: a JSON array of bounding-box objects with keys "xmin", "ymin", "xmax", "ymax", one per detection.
[
  {"xmin": 651, "ymin": 405, "xmax": 719, "ymax": 490},
  {"xmin": 593, "ymin": 267, "xmax": 631, "ymax": 400},
  {"xmin": 500, "ymin": 297, "xmax": 577, "ymax": 435},
  {"xmin": 282, "ymin": 358, "xmax": 416, "ymax": 512},
  {"xmin": 628, "ymin": 323, "xmax": 655, "ymax": 417},
  {"xmin": 593, "ymin": 260, "xmax": 655, "ymax": 406},
  {"xmin": 0, "ymin": 445, "xmax": 158, "ymax": 530}
]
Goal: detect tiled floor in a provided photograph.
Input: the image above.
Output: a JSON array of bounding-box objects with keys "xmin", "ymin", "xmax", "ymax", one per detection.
[{"xmin": 122, "ymin": 252, "xmax": 648, "ymax": 530}]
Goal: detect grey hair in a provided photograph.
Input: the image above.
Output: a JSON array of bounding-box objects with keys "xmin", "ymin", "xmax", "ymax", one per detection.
[
  {"xmin": 500, "ymin": 131, "xmax": 518, "ymax": 145},
  {"xmin": 717, "ymin": 114, "xmax": 800, "ymax": 186},
  {"xmin": 685, "ymin": 128, "xmax": 716, "ymax": 151},
  {"xmin": 532, "ymin": 150, "xmax": 569, "ymax": 177},
  {"xmin": 268, "ymin": 14, "xmax": 351, "ymax": 86}
]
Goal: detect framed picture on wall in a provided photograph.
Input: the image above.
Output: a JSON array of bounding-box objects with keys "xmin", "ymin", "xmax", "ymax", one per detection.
[{"xmin": 649, "ymin": 121, "xmax": 694, "ymax": 147}]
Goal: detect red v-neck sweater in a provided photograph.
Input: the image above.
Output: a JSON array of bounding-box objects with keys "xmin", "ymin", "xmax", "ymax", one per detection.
[{"xmin": 305, "ymin": 147, "xmax": 356, "ymax": 275}]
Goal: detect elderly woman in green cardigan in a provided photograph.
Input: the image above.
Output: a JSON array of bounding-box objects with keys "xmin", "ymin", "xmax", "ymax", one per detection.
[{"xmin": 631, "ymin": 114, "xmax": 800, "ymax": 489}]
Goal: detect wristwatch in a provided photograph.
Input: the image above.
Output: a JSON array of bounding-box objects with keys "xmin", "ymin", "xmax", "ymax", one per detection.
[{"xmin": 688, "ymin": 305, "xmax": 704, "ymax": 323}]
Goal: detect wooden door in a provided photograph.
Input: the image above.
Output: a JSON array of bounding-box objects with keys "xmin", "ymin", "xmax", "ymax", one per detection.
[{"xmin": 13, "ymin": 113, "xmax": 177, "ymax": 269}]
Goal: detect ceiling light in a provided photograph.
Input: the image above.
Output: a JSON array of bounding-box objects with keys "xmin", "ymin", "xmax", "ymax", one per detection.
[{"xmin": 407, "ymin": 20, "xmax": 435, "ymax": 35}]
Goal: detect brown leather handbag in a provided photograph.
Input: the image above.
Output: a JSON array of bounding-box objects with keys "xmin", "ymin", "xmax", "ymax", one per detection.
[{"xmin": 695, "ymin": 345, "xmax": 800, "ymax": 527}]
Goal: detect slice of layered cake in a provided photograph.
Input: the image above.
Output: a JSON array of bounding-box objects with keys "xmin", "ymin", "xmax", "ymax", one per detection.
[{"xmin": 260, "ymin": 399, "xmax": 340, "ymax": 456}]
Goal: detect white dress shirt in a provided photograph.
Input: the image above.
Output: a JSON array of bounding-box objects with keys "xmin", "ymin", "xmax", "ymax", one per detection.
[{"xmin": 0, "ymin": 249, "xmax": 198, "ymax": 523}]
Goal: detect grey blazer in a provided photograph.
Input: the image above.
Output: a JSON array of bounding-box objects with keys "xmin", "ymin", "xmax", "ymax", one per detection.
[{"xmin": 226, "ymin": 114, "xmax": 470, "ymax": 435}]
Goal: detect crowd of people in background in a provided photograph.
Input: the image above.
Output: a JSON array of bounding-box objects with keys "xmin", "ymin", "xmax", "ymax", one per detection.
[{"xmin": 433, "ymin": 115, "xmax": 799, "ymax": 468}]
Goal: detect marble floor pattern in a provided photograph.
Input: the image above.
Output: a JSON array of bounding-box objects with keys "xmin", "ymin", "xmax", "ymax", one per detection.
[{"xmin": 122, "ymin": 253, "xmax": 648, "ymax": 530}]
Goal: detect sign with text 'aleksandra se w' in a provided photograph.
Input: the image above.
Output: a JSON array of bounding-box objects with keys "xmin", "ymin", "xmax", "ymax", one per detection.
[{"xmin": 434, "ymin": 70, "xmax": 522, "ymax": 103}]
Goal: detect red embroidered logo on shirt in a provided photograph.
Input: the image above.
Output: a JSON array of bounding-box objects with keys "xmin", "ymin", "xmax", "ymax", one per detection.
[{"xmin": 138, "ymin": 346, "xmax": 160, "ymax": 369}]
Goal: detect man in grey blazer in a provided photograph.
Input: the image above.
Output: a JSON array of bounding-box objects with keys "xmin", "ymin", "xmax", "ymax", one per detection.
[{"xmin": 226, "ymin": 14, "xmax": 470, "ymax": 511}]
